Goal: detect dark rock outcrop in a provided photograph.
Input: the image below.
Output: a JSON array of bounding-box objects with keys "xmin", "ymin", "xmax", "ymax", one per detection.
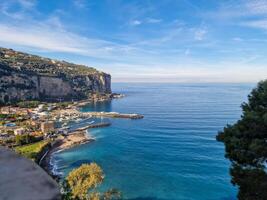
[{"xmin": 0, "ymin": 47, "xmax": 111, "ymax": 104}]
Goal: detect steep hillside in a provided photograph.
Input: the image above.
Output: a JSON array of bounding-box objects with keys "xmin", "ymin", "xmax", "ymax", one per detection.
[{"xmin": 0, "ymin": 47, "xmax": 111, "ymax": 104}]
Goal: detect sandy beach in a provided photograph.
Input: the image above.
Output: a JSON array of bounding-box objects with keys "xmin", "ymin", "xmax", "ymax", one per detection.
[
  {"xmin": 55, "ymin": 131, "xmax": 93, "ymax": 151},
  {"xmin": 41, "ymin": 130, "xmax": 94, "ymax": 176}
]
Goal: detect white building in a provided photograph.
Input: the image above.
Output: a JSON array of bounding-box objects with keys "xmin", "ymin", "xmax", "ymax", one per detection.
[{"xmin": 14, "ymin": 128, "xmax": 25, "ymax": 136}]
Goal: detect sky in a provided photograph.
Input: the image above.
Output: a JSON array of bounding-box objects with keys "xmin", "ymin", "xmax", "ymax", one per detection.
[{"xmin": 0, "ymin": 0, "xmax": 267, "ymax": 83}]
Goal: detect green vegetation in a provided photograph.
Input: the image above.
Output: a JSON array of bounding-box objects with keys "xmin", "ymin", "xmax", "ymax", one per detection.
[
  {"xmin": 15, "ymin": 140, "xmax": 51, "ymax": 161},
  {"xmin": 0, "ymin": 113, "xmax": 19, "ymax": 120},
  {"xmin": 217, "ymin": 80, "xmax": 267, "ymax": 200},
  {"xmin": 17, "ymin": 100, "xmax": 40, "ymax": 108},
  {"xmin": 63, "ymin": 163, "xmax": 121, "ymax": 200},
  {"xmin": 57, "ymin": 102, "xmax": 72, "ymax": 109},
  {"xmin": 0, "ymin": 47, "xmax": 99, "ymax": 77},
  {"xmin": 15, "ymin": 134, "xmax": 40, "ymax": 146}
]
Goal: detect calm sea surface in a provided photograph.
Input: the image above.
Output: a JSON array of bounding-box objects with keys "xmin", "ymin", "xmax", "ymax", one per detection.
[{"xmin": 52, "ymin": 83, "xmax": 255, "ymax": 200}]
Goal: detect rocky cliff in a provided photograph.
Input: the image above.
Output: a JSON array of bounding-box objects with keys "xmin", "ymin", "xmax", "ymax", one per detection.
[{"xmin": 0, "ymin": 47, "xmax": 111, "ymax": 104}]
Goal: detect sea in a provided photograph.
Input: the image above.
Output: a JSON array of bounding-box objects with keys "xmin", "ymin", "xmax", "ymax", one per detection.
[{"xmin": 51, "ymin": 83, "xmax": 255, "ymax": 200}]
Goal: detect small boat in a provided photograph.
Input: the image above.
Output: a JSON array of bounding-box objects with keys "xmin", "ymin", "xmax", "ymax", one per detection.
[
  {"xmin": 62, "ymin": 122, "xmax": 68, "ymax": 127},
  {"xmin": 75, "ymin": 118, "xmax": 83, "ymax": 123},
  {"xmin": 88, "ymin": 120, "xmax": 95, "ymax": 125}
]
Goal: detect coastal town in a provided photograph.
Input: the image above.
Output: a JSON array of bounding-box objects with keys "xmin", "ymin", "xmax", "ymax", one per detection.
[{"xmin": 0, "ymin": 97, "xmax": 143, "ymax": 174}]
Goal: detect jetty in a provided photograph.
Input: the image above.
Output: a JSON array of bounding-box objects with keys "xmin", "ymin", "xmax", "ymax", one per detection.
[
  {"xmin": 75, "ymin": 122, "xmax": 111, "ymax": 131},
  {"xmin": 52, "ymin": 109, "xmax": 144, "ymax": 121},
  {"xmin": 85, "ymin": 112, "xmax": 144, "ymax": 119}
]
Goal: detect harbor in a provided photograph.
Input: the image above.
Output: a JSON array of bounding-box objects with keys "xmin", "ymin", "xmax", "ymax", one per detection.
[{"xmin": 51, "ymin": 107, "xmax": 144, "ymax": 122}]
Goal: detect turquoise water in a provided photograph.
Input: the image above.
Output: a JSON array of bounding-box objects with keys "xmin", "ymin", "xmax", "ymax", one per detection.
[{"xmin": 52, "ymin": 83, "xmax": 254, "ymax": 200}]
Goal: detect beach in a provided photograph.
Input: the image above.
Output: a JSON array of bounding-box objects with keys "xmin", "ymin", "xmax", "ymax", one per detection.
[{"xmin": 41, "ymin": 130, "xmax": 94, "ymax": 176}]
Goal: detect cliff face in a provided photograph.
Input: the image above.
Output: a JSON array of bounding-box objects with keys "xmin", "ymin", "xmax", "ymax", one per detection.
[{"xmin": 0, "ymin": 48, "xmax": 111, "ymax": 104}]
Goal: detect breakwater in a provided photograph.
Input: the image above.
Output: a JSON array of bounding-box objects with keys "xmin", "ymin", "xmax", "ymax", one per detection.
[
  {"xmin": 87, "ymin": 112, "xmax": 144, "ymax": 119},
  {"xmin": 75, "ymin": 122, "xmax": 111, "ymax": 131}
]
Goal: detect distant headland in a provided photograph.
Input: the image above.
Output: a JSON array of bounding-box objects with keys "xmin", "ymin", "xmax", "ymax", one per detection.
[{"xmin": 0, "ymin": 47, "xmax": 111, "ymax": 104}]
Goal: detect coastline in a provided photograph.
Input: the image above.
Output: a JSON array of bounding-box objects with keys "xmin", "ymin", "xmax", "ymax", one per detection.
[{"xmin": 41, "ymin": 130, "xmax": 94, "ymax": 178}]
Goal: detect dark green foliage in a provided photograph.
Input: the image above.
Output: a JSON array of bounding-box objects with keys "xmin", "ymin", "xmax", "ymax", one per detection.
[
  {"xmin": 15, "ymin": 134, "xmax": 37, "ymax": 145},
  {"xmin": 17, "ymin": 100, "xmax": 40, "ymax": 108},
  {"xmin": 217, "ymin": 80, "xmax": 267, "ymax": 199},
  {"xmin": 230, "ymin": 165, "xmax": 267, "ymax": 200},
  {"xmin": 0, "ymin": 114, "xmax": 8, "ymax": 119},
  {"xmin": 57, "ymin": 102, "xmax": 72, "ymax": 109},
  {"xmin": 4, "ymin": 95, "xmax": 9, "ymax": 103},
  {"xmin": 0, "ymin": 113, "xmax": 19, "ymax": 120},
  {"xmin": 0, "ymin": 47, "xmax": 98, "ymax": 77}
]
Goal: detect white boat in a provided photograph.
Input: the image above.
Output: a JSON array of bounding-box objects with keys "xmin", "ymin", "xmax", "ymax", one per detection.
[
  {"xmin": 62, "ymin": 122, "xmax": 68, "ymax": 127},
  {"xmin": 75, "ymin": 118, "xmax": 82, "ymax": 123}
]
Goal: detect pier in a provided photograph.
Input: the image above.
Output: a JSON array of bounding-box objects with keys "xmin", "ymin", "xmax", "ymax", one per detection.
[
  {"xmin": 52, "ymin": 109, "xmax": 144, "ymax": 122},
  {"xmin": 75, "ymin": 122, "xmax": 111, "ymax": 131},
  {"xmin": 86, "ymin": 112, "xmax": 144, "ymax": 119}
]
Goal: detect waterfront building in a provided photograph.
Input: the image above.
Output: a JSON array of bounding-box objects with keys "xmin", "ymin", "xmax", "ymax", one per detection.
[{"xmin": 41, "ymin": 121, "xmax": 54, "ymax": 134}]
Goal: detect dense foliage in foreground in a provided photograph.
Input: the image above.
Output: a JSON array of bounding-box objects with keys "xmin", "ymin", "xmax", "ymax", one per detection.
[
  {"xmin": 63, "ymin": 163, "xmax": 122, "ymax": 200},
  {"xmin": 217, "ymin": 80, "xmax": 267, "ymax": 200}
]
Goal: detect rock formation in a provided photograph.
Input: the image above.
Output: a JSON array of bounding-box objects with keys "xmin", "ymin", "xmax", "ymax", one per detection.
[{"xmin": 0, "ymin": 47, "xmax": 111, "ymax": 104}]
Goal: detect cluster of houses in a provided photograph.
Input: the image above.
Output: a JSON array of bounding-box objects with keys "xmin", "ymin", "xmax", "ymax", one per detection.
[{"xmin": 0, "ymin": 104, "xmax": 58, "ymax": 146}]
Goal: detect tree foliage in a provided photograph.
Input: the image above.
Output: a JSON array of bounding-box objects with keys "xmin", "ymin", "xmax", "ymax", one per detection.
[
  {"xmin": 15, "ymin": 134, "xmax": 36, "ymax": 145},
  {"xmin": 63, "ymin": 163, "xmax": 122, "ymax": 200},
  {"xmin": 217, "ymin": 80, "xmax": 267, "ymax": 199},
  {"xmin": 66, "ymin": 163, "xmax": 104, "ymax": 200},
  {"xmin": 17, "ymin": 100, "xmax": 40, "ymax": 108}
]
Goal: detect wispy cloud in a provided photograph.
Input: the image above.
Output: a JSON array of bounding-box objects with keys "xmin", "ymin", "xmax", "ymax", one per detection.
[
  {"xmin": 194, "ymin": 28, "xmax": 207, "ymax": 41},
  {"xmin": 146, "ymin": 18, "xmax": 162, "ymax": 24},
  {"xmin": 73, "ymin": 0, "xmax": 87, "ymax": 9},
  {"xmin": 233, "ymin": 37, "xmax": 243, "ymax": 42},
  {"xmin": 205, "ymin": 0, "xmax": 267, "ymax": 31},
  {"xmin": 129, "ymin": 18, "xmax": 162, "ymax": 26},
  {"xmin": 0, "ymin": 21, "xmax": 141, "ymax": 61},
  {"xmin": 240, "ymin": 19, "xmax": 267, "ymax": 30},
  {"xmin": 130, "ymin": 20, "xmax": 142, "ymax": 26},
  {"xmin": 245, "ymin": 0, "xmax": 267, "ymax": 15},
  {"xmin": 17, "ymin": 0, "xmax": 36, "ymax": 9},
  {"xmin": 0, "ymin": 0, "xmax": 36, "ymax": 19}
]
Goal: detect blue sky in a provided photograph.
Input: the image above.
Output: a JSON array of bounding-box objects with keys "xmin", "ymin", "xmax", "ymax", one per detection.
[{"xmin": 0, "ymin": 0, "xmax": 267, "ymax": 82}]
